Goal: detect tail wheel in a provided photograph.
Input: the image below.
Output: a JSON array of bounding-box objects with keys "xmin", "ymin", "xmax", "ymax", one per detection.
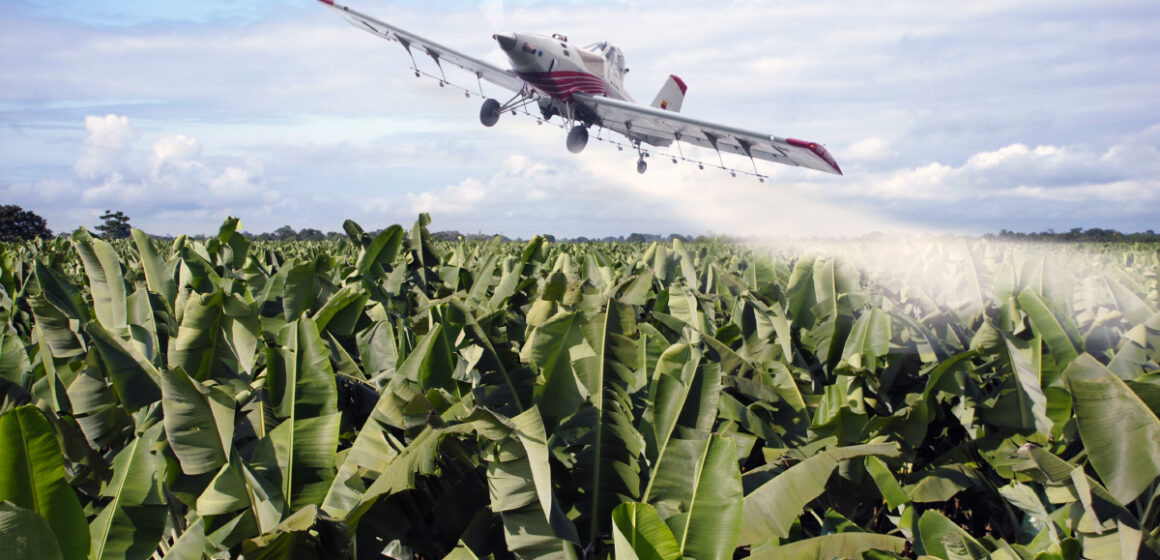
[
  {"xmin": 480, "ymin": 99, "xmax": 501, "ymax": 127},
  {"xmin": 566, "ymin": 125, "xmax": 589, "ymax": 154}
]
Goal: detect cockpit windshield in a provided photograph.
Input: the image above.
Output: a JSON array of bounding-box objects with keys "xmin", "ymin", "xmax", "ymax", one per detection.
[{"xmin": 583, "ymin": 41, "xmax": 626, "ymax": 81}]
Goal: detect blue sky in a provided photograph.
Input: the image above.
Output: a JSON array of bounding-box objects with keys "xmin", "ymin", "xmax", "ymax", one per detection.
[{"xmin": 2, "ymin": 0, "xmax": 1158, "ymax": 238}]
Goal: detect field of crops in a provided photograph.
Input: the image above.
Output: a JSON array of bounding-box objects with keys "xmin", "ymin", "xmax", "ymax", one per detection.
[{"xmin": 1, "ymin": 214, "xmax": 1158, "ymax": 559}]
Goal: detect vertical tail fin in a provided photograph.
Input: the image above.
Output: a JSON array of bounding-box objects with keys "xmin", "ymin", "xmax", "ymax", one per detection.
[{"xmin": 650, "ymin": 74, "xmax": 687, "ymax": 112}]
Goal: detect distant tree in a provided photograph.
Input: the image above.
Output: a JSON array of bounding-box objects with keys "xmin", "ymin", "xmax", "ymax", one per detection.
[
  {"xmin": 298, "ymin": 228, "xmax": 325, "ymax": 241},
  {"xmin": 95, "ymin": 209, "xmax": 131, "ymax": 239},
  {"xmin": 0, "ymin": 204, "xmax": 53, "ymax": 242},
  {"xmin": 432, "ymin": 230, "xmax": 464, "ymax": 242},
  {"xmin": 273, "ymin": 225, "xmax": 297, "ymax": 240}
]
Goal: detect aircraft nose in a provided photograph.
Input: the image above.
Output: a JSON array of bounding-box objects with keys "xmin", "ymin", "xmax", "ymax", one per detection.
[{"xmin": 493, "ymin": 32, "xmax": 517, "ymax": 52}]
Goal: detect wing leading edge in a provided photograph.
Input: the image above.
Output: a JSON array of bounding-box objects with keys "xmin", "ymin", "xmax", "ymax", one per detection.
[
  {"xmin": 318, "ymin": 0, "xmax": 525, "ymax": 93},
  {"xmin": 573, "ymin": 93, "xmax": 842, "ymax": 175}
]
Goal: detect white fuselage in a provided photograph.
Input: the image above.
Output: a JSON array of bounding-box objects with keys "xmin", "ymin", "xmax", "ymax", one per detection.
[{"xmin": 494, "ymin": 32, "xmax": 632, "ymax": 103}]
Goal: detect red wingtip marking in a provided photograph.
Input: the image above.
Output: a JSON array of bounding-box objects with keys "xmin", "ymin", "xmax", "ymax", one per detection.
[
  {"xmin": 787, "ymin": 138, "xmax": 842, "ymax": 174},
  {"xmin": 670, "ymin": 75, "xmax": 687, "ymax": 95},
  {"xmin": 318, "ymin": 0, "xmax": 334, "ymax": 4}
]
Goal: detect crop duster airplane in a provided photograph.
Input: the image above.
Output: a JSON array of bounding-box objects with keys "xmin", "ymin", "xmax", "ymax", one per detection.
[{"xmin": 317, "ymin": 0, "xmax": 842, "ymax": 178}]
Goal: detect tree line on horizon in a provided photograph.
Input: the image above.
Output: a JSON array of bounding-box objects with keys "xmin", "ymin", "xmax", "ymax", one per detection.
[{"xmin": 2, "ymin": 204, "xmax": 1159, "ymax": 244}]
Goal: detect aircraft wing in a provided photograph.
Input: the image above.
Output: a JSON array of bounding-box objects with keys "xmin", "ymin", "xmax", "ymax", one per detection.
[
  {"xmin": 573, "ymin": 93, "xmax": 842, "ymax": 175},
  {"xmin": 318, "ymin": 0, "xmax": 525, "ymax": 93}
]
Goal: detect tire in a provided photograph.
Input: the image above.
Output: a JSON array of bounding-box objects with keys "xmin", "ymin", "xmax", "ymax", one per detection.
[
  {"xmin": 480, "ymin": 99, "xmax": 500, "ymax": 127},
  {"xmin": 566, "ymin": 125, "xmax": 589, "ymax": 154},
  {"xmin": 637, "ymin": 159, "xmax": 648, "ymax": 174}
]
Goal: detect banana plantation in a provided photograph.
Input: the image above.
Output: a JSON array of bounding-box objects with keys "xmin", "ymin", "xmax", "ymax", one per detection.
[{"xmin": 1, "ymin": 214, "xmax": 1158, "ymax": 559}]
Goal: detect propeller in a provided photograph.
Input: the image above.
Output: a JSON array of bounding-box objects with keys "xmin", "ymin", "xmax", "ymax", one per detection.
[{"xmin": 477, "ymin": 0, "xmax": 511, "ymax": 68}]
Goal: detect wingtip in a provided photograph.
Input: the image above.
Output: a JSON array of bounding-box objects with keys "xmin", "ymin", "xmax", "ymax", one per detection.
[
  {"xmin": 318, "ymin": 0, "xmax": 334, "ymax": 5},
  {"xmin": 787, "ymin": 138, "xmax": 842, "ymax": 175}
]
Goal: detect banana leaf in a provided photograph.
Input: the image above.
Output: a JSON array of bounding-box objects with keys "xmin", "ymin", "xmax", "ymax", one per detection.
[
  {"xmin": 160, "ymin": 367, "xmax": 234, "ymax": 475},
  {"xmin": 556, "ymin": 300, "xmax": 643, "ymax": 546},
  {"xmin": 738, "ymin": 443, "xmax": 901, "ymax": 545},
  {"xmin": 0, "ymin": 501, "xmax": 64, "ymax": 560},
  {"xmin": 611, "ymin": 502, "xmax": 681, "ymax": 560},
  {"xmin": 85, "ymin": 321, "xmax": 162, "ymax": 411},
  {"xmin": 88, "ymin": 423, "xmax": 168, "ymax": 560},
  {"xmin": 72, "ymin": 228, "xmax": 128, "ymax": 332},
  {"xmin": 1063, "ymin": 354, "xmax": 1160, "ymax": 504},
  {"xmin": 131, "ymin": 228, "xmax": 177, "ymax": 308},
  {"xmin": 0, "ymin": 405, "xmax": 89, "ymax": 560},
  {"xmin": 643, "ymin": 434, "xmax": 741, "ymax": 560},
  {"xmin": 264, "ymin": 319, "xmax": 340, "ymax": 510},
  {"xmin": 749, "ymin": 532, "xmax": 907, "ymax": 560}
]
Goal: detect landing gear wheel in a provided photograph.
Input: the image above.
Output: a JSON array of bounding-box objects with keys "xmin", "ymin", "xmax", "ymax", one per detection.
[
  {"xmin": 480, "ymin": 99, "xmax": 500, "ymax": 127},
  {"xmin": 636, "ymin": 158, "xmax": 648, "ymax": 174},
  {"xmin": 566, "ymin": 125, "xmax": 589, "ymax": 153}
]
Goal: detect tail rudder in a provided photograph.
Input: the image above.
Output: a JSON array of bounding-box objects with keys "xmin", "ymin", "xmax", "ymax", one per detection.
[{"xmin": 651, "ymin": 74, "xmax": 687, "ymax": 112}]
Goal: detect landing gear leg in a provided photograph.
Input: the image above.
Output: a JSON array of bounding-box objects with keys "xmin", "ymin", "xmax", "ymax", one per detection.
[
  {"xmin": 566, "ymin": 125, "xmax": 589, "ymax": 154},
  {"xmin": 633, "ymin": 140, "xmax": 648, "ymax": 174},
  {"xmin": 480, "ymin": 89, "xmax": 536, "ymax": 128}
]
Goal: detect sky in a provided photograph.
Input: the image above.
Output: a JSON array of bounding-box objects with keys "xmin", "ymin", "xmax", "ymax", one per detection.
[{"xmin": 2, "ymin": 0, "xmax": 1158, "ymax": 238}]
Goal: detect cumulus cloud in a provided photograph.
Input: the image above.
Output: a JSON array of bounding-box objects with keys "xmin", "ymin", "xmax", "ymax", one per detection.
[
  {"xmin": 12, "ymin": 114, "xmax": 285, "ymax": 233},
  {"xmin": 74, "ymin": 114, "xmax": 135, "ymax": 180},
  {"xmin": 844, "ymin": 137, "xmax": 894, "ymax": 162},
  {"xmin": 408, "ymin": 177, "xmax": 487, "ymax": 215},
  {"xmin": 854, "ymin": 131, "xmax": 1160, "ymax": 205}
]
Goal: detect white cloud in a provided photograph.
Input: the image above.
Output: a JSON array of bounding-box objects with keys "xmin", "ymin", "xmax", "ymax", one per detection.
[
  {"xmin": 74, "ymin": 114, "xmax": 135, "ymax": 180},
  {"xmin": 408, "ymin": 177, "xmax": 487, "ymax": 215},
  {"xmin": 837, "ymin": 131, "xmax": 1160, "ymax": 206},
  {"xmin": 28, "ymin": 114, "xmax": 284, "ymax": 233},
  {"xmin": 844, "ymin": 137, "xmax": 894, "ymax": 162},
  {"xmin": 153, "ymin": 134, "xmax": 201, "ymax": 162}
]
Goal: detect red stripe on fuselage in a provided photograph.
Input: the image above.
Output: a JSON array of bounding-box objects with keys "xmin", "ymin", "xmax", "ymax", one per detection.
[{"xmin": 517, "ymin": 71, "xmax": 609, "ymax": 100}]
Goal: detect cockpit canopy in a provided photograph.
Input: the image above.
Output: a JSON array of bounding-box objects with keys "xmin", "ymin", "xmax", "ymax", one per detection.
[{"xmin": 583, "ymin": 41, "xmax": 628, "ymax": 87}]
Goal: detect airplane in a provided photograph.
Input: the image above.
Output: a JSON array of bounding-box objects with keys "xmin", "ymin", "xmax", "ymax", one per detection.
[{"xmin": 317, "ymin": 0, "xmax": 842, "ymax": 178}]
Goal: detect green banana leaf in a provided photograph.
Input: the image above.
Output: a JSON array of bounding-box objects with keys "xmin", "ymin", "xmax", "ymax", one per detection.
[
  {"xmin": 611, "ymin": 502, "xmax": 681, "ymax": 560},
  {"xmin": 71, "ymin": 228, "xmax": 128, "ymax": 332},
  {"xmin": 131, "ymin": 229, "xmax": 177, "ymax": 308},
  {"xmin": 557, "ymin": 300, "xmax": 644, "ymax": 546},
  {"xmin": 640, "ymin": 342, "xmax": 700, "ymax": 465},
  {"xmin": 88, "ymin": 423, "xmax": 168, "ymax": 560},
  {"xmin": 914, "ymin": 510, "xmax": 989, "ymax": 559},
  {"xmin": 749, "ymin": 532, "xmax": 907, "ymax": 559},
  {"xmin": 0, "ymin": 405, "xmax": 89, "ymax": 560},
  {"xmin": 356, "ymin": 224, "xmax": 404, "ymax": 277},
  {"xmin": 85, "ymin": 321, "xmax": 162, "ymax": 411},
  {"xmin": 194, "ymin": 453, "xmax": 283, "ymax": 534},
  {"xmin": 160, "ymin": 367, "xmax": 235, "ymax": 475},
  {"xmin": 485, "ymin": 406, "xmax": 579, "ymax": 557},
  {"xmin": 738, "ymin": 443, "xmax": 901, "ymax": 545},
  {"xmin": 865, "ymin": 455, "xmax": 909, "ymax": 509},
  {"xmin": 1063, "ymin": 354, "xmax": 1160, "ymax": 504},
  {"xmin": 0, "ymin": 500, "xmax": 64, "ymax": 560},
  {"xmin": 1017, "ymin": 287, "xmax": 1081, "ymax": 377},
  {"xmin": 522, "ymin": 310, "xmax": 588, "ymax": 423},
  {"xmin": 839, "ymin": 308, "xmax": 891, "ymax": 372},
  {"xmin": 264, "ymin": 319, "xmax": 340, "ymax": 510},
  {"xmin": 643, "ymin": 434, "xmax": 742, "ymax": 560},
  {"xmin": 169, "ymin": 290, "xmax": 259, "ymax": 380}
]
